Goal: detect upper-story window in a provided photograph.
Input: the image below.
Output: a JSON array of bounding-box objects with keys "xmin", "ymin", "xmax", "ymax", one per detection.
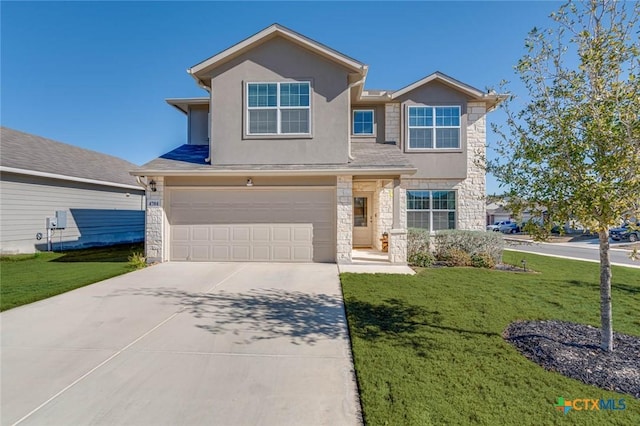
[
  {"xmin": 407, "ymin": 106, "xmax": 460, "ymax": 150},
  {"xmin": 352, "ymin": 109, "xmax": 374, "ymax": 135},
  {"xmin": 247, "ymin": 82, "xmax": 311, "ymax": 135}
]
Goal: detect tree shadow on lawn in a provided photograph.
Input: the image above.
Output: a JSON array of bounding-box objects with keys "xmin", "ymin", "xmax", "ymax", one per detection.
[
  {"xmin": 106, "ymin": 286, "xmax": 347, "ymax": 345},
  {"xmin": 565, "ymin": 279, "xmax": 640, "ymax": 295},
  {"xmin": 344, "ymin": 297, "xmax": 500, "ymax": 356}
]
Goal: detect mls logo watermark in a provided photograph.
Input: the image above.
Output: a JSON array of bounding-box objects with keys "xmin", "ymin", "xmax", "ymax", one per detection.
[{"xmin": 555, "ymin": 397, "xmax": 626, "ymax": 414}]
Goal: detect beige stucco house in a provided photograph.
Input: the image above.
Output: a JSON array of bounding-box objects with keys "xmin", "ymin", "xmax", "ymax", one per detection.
[{"xmin": 132, "ymin": 24, "xmax": 504, "ymax": 264}]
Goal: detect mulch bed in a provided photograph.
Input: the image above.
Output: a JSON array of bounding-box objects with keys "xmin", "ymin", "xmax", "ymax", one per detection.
[{"xmin": 503, "ymin": 320, "xmax": 640, "ymax": 398}]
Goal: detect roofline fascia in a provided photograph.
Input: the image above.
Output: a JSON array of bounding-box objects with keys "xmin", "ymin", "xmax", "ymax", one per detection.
[
  {"xmin": 1, "ymin": 166, "xmax": 145, "ymax": 191},
  {"xmin": 130, "ymin": 167, "xmax": 417, "ymax": 178}
]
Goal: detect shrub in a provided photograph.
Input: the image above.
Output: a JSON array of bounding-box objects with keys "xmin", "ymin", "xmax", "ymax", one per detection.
[
  {"xmin": 471, "ymin": 252, "xmax": 496, "ymax": 269},
  {"xmin": 128, "ymin": 251, "xmax": 147, "ymax": 269},
  {"xmin": 408, "ymin": 251, "xmax": 435, "ymax": 267},
  {"xmin": 407, "ymin": 228, "xmax": 430, "ymax": 255},
  {"xmin": 437, "ymin": 248, "xmax": 472, "ymax": 267},
  {"xmin": 434, "ymin": 230, "xmax": 504, "ymax": 264},
  {"xmin": 407, "ymin": 228, "xmax": 433, "ymax": 267}
]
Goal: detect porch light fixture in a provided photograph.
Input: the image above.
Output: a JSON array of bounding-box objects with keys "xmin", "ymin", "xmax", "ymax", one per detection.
[
  {"xmin": 246, "ymin": 178, "xmax": 253, "ymax": 187},
  {"xmin": 149, "ymin": 180, "xmax": 157, "ymax": 192}
]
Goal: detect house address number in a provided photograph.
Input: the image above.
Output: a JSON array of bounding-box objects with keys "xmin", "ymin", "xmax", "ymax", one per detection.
[{"xmin": 148, "ymin": 200, "xmax": 162, "ymax": 208}]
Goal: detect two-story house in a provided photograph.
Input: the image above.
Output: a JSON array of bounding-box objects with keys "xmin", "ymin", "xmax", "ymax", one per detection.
[{"xmin": 132, "ymin": 24, "xmax": 504, "ymax": 264}]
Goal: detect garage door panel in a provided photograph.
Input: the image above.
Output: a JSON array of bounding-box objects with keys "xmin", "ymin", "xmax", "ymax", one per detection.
[
  {"xmin": 232, "ymin": 246, "xmax": 250, "ymax": 260},
  {"xmin": 169, "ymin": 189, "xmax": 335, "ymax": 262},
  {"xmin": 272, "ymin": 246, "xmax": 292, "ymax": 261},
  {"xmin": 232, "ymin": 227, "xmax": 250, "ymax": 242},
  {"xmin": 252, "ymin": 245, "xmax": 271, "ymax": 261},
  {"xmin": 172, "ymin": 227, "xmax": 190, "ymax": 242},
  {"xmin": 252, "ymin": 227, "xmax": 270, "ymax": 242},
  {"xmin": 212, "ymin": 246, "xmax": 230, "ymax": 260},
  {"xmin": 171, "ymin": 245, "xmax": 189, "ymax": 260},
  {"xmin": 272, "ymin": 227, "xmax": 292, "ymax": 242},
  {"xmin": 293, "ymin": 227, "xmax": 312, "ymax": 242},
  {"xmin": 191, "ymin": 246, "xmax": 211, "ymax": 261},
  {"xmin": 212, "ymin": 227, "xmax": 230, "ymax": 242},
  {"xmin": 191, "ymin": 227, "xmax": 210, "ymax": 241},
  {"xmin": 293, "ymin": 246, "xmax": 312, "ymax": 261}
]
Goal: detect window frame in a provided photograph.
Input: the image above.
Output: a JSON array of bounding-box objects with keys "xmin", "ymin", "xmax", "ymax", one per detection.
[
  {"xmin": 406, "ymin": 189, "xmax": 457, "ymax": 232},
  {"xmin": 352, "ymin": 109, "xmax": 375, "ymax": 136},
  {"xmin": 245, "ymin": 81, "xmax": 312, "ymax": 136},
  {"xmin": 406, "ymin": 105, "xmax": 461, "ymax": 151}
]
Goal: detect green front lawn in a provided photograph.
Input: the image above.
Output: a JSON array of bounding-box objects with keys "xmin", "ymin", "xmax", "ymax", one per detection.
[
  {"xmin": 341, "ymin": 251, "xmax": 640, "ymax": 425},
  {"xmin": 0, "ymin": 244, "xmax": 143, "ymax": 311}
]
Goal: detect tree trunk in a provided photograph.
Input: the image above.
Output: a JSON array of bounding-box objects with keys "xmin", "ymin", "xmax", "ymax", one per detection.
[{"xmin": 598, "ymin": 229, "xmax": 613, "ymax": 351}]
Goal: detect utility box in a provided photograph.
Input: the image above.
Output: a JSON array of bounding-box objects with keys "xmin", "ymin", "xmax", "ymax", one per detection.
[
  {"xmin": 55, "ymin": 210, "xmax": 67, "ymax": 229},
  {"xmin": 46, "ymin": 211, "xmax": 67, "ymax": 230},
  {"xmin": 46, "ymin": 217, "xmax": 58, "ymax": 229}
]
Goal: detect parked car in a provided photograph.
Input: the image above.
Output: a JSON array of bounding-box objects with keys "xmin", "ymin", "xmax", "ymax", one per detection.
[
  {"xmin": 487, "ymin": 220, "xmax": 514, "ymax": 232},
  {"xmin": 499, "ymin": 222, "xmax": 521, "ymax": 234},
  {"xmin": 610, "ymin": 222, "xmax": 640, "ymax": 242}
]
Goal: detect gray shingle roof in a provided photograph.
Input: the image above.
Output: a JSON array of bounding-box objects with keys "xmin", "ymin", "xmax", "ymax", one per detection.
[
  {"xmin": 134, "ymin": 142, "xmax": 414, "ymax": 173},
  {"xmin": 1, "ymin": 127, "xmax": 141, "ymax": 188}
]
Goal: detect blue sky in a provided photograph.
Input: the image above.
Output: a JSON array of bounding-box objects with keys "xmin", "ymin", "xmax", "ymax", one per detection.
[{"xmin": 2, "ymin": 1, "xmax": 562, "ymax": 194}]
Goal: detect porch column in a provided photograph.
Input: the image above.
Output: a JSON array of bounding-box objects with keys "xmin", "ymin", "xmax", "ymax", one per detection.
[
  {"xmin": 145, "ymin": 176, "xmax": 166, "ymax": 263},
  {"xmin": 336, "ymin": 175, "xmax": 353, "ymax": 264},
  {"xmin": 389, "ymin": 178, "xmax": 407, "ymax": 264}
]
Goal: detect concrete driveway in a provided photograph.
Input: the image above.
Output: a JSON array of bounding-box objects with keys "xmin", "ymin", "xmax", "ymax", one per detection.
[{"xmin": 1, "ymin": 263, "xmax": 361, "ymax": 426}]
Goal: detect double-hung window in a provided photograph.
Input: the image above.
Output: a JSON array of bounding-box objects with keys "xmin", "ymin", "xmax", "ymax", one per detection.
[
  {"xmin": 352, "ymin": 110, "xmax": 374, "ymax": 135},
  {"xmin": 247, "ymin": 82, "xmax": 310, "ymax": 135},
  {"xmin": 407, "ymin": 106, "xmax": 460, "ymax": 149},
  {"xmin": 407, "ymin": 190, "xmax": 456, "ymax": 231}
]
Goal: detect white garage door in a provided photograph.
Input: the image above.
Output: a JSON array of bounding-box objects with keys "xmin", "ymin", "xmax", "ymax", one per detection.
[{"xmin": 168, "ymin": 188, "xmax": 335, "ymax": 262}]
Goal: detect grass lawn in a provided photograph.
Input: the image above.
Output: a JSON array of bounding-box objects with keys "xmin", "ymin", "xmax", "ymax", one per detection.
[
  {"xmin": 1, "ymin": 244, "xmax": 143, "ymax": 311},
  {"xmin": 341, "ymin": 251, "xmax": 640, "ymax": 425}
]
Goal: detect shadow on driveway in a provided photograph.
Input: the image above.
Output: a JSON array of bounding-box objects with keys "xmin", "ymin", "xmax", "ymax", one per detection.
[{"xmin": 107, "ymin": 286, "xmax": 347, "ymax": 345}]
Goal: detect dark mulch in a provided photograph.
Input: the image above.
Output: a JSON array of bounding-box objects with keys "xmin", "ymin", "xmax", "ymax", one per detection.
[{"xmin": 503, "ymin": 320, "xmax": 640, "ymax": 398}]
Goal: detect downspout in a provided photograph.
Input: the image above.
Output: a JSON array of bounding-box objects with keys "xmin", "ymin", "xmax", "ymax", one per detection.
[
  {"xmin": 347, "ymin": 73, "xmax": 366, "ymax": 161},
  {"xmin": 135, "ymin": 175, "xmax": 150, "ymax": 191}
]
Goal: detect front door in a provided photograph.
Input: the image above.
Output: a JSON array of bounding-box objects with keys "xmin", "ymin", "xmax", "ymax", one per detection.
[{"xmin": 353, "ymin": 192, "xmax": 372, "ymax": 247}]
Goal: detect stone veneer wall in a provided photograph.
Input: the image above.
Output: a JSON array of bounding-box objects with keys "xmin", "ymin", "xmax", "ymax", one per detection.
[
  {"xmin": 402, "ymin": 101, "xmax": 487, "ymax": 230},
  {"xmin": 375, "ymin": 180, "xmax": 394, "ymax": 251},
  {"xmin": 145, "ymin": 176, "xmax": 166, "ymax": 263},
  {"xmin": 385, "ymin": 103, "xmax": 400, "ymax": 143},
  {"xmin": 336, "ymin": 175, "xmax": 353, "ymax": 263}
]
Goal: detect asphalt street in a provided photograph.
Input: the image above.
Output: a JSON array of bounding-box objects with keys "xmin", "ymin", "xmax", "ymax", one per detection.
[{"xmin": 505, "ymin": 239, "xmax": 640, "ymax": 269}]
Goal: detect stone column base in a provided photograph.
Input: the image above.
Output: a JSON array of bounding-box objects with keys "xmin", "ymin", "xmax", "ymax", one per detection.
[{"xmin": 388, "ymin": 229, "xmax": 407, "ymax": 264}]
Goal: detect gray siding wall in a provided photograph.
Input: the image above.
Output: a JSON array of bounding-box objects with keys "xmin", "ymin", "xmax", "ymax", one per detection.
[
  {"xmin": 0, "ymin": 173, "xmax": 145, "ymax": 254},
  {"xmin": 395, "ymin": 81, "xmax": 471, "ymax": 179},
  {"xmin": 206, "ymin": 36, "xmax": 351, "ymax": 165},
  {"xmin": 350, "ymin": 104, "xmax": 386, "ymax": 144},
  {"xmin": 188, "ymin": 105, "xmax": 209, "ymax": 145}
]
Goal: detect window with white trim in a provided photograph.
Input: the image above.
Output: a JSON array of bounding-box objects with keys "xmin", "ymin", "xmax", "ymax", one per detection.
[
  {"xmin": 407, "ymin": 190, "xmax": 456, "ymax": 231},
  {"xmin": 247, "ymin": 82, "xmax": 310, "ymax": 135},
  {"xmin": 407, "ymin": 106, "xmax": 460, "ymax": 149},
  {"xmin": 352, "ymin": 109, "xmax": 374, "ymax": 135}
]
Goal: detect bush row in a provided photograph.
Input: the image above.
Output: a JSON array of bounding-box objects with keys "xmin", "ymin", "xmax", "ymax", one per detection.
[{"xmin": 407, "ymin": 229, "xmax": 504, "ymax": 268}]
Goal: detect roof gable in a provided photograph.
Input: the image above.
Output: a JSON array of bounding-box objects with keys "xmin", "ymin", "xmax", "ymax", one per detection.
[
  {"xmin": 391, "ymin": 71, "xmax": 485, "ymax": 100},
  {"xmin": 0, "ymin": 127, "xmax": 141, "ymax": 189},
  {"xmin": 189, "ymin": 24, "xmax": 366, "ymax": 80}
]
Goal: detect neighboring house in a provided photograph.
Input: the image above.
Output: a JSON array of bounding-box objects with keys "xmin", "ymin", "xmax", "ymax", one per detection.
[
  {"xmin": 0, "ymin": 127, "xmax": 145, "ymax": 254},
  {"xmin": 486, "ymin": 202, "xmax": 512, "ymax": 225},
  {"xmin": 133, "ymin": 24, "xmax": 504, "ymax": 264}
]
